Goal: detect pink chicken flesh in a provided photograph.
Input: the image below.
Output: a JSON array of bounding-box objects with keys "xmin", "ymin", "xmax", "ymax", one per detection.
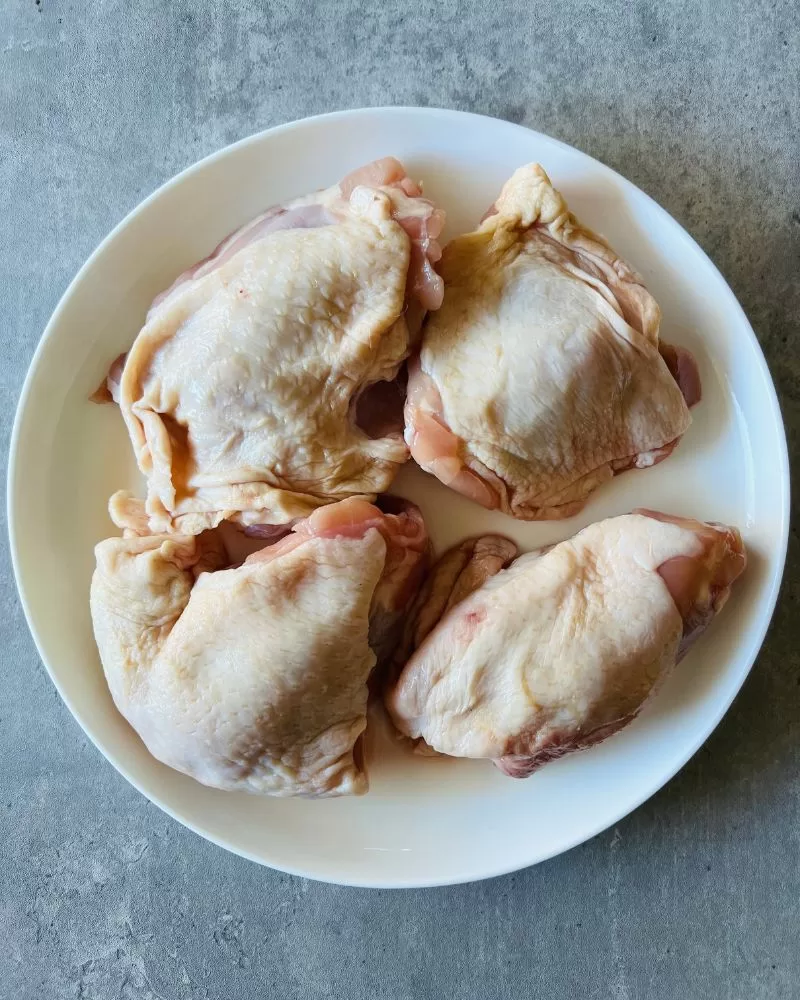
[
  {"xmin": 90, "ymin": 497, "xmax": 428, "ymax": 797},
  {"xmin": 386, "ymin": 511, "xmax": 745, "ymax": 777},
  {"xmin": 405, "ymin": 163, "xmax": 700, "ymax": 520},
  {"xmin": 100, "ymin": 158, "xmax": 445, "ymax": 535}
]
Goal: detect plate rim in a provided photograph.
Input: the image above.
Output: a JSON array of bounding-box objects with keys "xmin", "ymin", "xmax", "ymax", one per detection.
[{"xmin": 7, "ymin": 106, "xmax": 790, "ymax": 888}]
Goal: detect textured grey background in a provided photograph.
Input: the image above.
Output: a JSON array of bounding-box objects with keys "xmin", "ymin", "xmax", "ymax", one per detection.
[{"xmin": 1, "ymin": 1, "xmax": 798, "ymax": 997}]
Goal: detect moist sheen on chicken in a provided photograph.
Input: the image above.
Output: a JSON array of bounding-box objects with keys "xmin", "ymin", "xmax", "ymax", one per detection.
[
  {"xmin": 405, "ymin": 163, "xmax": 701, "ymax": 520},
  {"xmin": 90, "ymin": 498, "xmax": 428, "ymax": 797},
  {"xmin": 386, "ymin": 511, "xmax": 745, "ymax": 777},
  {"xmin": 103, "ymin": 158, "xmax": 445, "ymax": 535}
]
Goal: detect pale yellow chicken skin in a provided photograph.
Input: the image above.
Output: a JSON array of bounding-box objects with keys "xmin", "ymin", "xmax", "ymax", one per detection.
[
  {"xmin": 387, "ymin": 512, "xmax": 745, "ymax": 776},
  {"xmin": 91, "ymin": 499, "xmax": 428, "ymax": 797},
  {"xmin": 406, "ymin": 164, "xmax": 697, "ymax": 520},
  {"xmin": 108, "ymin": 159, "xmax": 444, "ymax": 535}
]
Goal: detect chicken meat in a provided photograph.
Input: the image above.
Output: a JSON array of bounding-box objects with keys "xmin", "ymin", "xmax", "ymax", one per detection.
[
  {"xmin": 101, "ymin": 158, "xmax": 445, "ymax": 535},
  {"xmin": 405, "ymin": 164, "xmax": 700, "ymax": 520},
  {"xmin": 90, "ymin": 497, "xmax": 428, "ymax": 797},
  {"xmin": 387, "ymin": 511, "xmax": 745, "ymax": 776}
]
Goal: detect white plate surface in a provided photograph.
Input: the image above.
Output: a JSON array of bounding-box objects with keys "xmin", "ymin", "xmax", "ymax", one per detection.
[{"xmin": 8, "ymin": 108, "xmax": 788, "ymax": 888}]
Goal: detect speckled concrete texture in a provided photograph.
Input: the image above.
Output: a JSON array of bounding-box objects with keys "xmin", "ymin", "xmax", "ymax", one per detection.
[{"xmin": 1, "ymin": 1, "xmax": 798, "ymax": 997}]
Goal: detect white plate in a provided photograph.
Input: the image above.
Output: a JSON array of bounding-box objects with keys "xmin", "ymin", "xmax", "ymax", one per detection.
[{"xmin": 8, "ymin": 108, "xmax": 788, "ymax": 888}]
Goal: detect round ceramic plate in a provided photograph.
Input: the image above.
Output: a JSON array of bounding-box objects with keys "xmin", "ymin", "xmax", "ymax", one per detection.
[{"xmin": 8, "ymin": 108, "xmax": 788, "ymax": 888}]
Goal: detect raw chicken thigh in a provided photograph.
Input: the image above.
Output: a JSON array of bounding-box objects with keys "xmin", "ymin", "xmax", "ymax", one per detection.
[
  {"xmin": 405, "ymin": 164, "xmax": 700, "ymax": 520},
  {"xmin": 387, "ymin": 511, "xmax": 745, "ymax": 777},
  {"xmin": 91, "ymin": 498, "xmax": 428, "ymax": 797},
  {"xmin": 103, "ymin": 159, "xmax": 444, "ymax": 535}
]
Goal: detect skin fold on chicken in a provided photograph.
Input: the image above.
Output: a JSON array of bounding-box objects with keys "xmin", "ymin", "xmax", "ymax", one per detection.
[
  {"xmin": 90, "ymin": 497, "xmax": 429, "ymax": 797},
  {"xmin": 99, "ymin": 158, "xmax": 445, "ymax": 535},
  {"xmin": 386, "ymin": 511, "xmax": 745, "ymax": 777},
  {"xmin": 405, "ymin": 163, "xmax": 701, "ymax": 520}
]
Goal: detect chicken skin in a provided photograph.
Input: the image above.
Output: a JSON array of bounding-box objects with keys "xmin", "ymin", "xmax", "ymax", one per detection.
[
  {"xmin": 103, "ymin": 159, "xmax": 444, "ymax": 535},
  {"xmin": 405, "ymin": 164, "xmax": 700, "ymax": 520},
  {"xmin": 91, "ymin": 498, "xmax": 428, "ymax": 797},
  {"xmin": 386, "ymin": 511, "xmax": 745, "ymax": 777}
]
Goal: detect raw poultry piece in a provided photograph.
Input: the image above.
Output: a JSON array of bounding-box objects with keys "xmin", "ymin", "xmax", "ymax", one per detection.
[
  {"xmin": 405, "ymin": 163, "xmax": 700, "ymax": 520},
  {"xmin": 101, "ymin": 158, "xmax": 445, "ymax": 535},
  {"xmin": 91, "ymin": 497, "xmax": 428, "ymax": 797},
  {"xmin": 387, "ymin": 511, "xmax": 745, "ymax": 777}
]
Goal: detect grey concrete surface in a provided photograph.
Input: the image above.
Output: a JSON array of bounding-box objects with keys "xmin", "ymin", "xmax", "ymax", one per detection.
[{"xmin": 1, "ymin": 1, "xmax": 798, "ymax": 997}]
